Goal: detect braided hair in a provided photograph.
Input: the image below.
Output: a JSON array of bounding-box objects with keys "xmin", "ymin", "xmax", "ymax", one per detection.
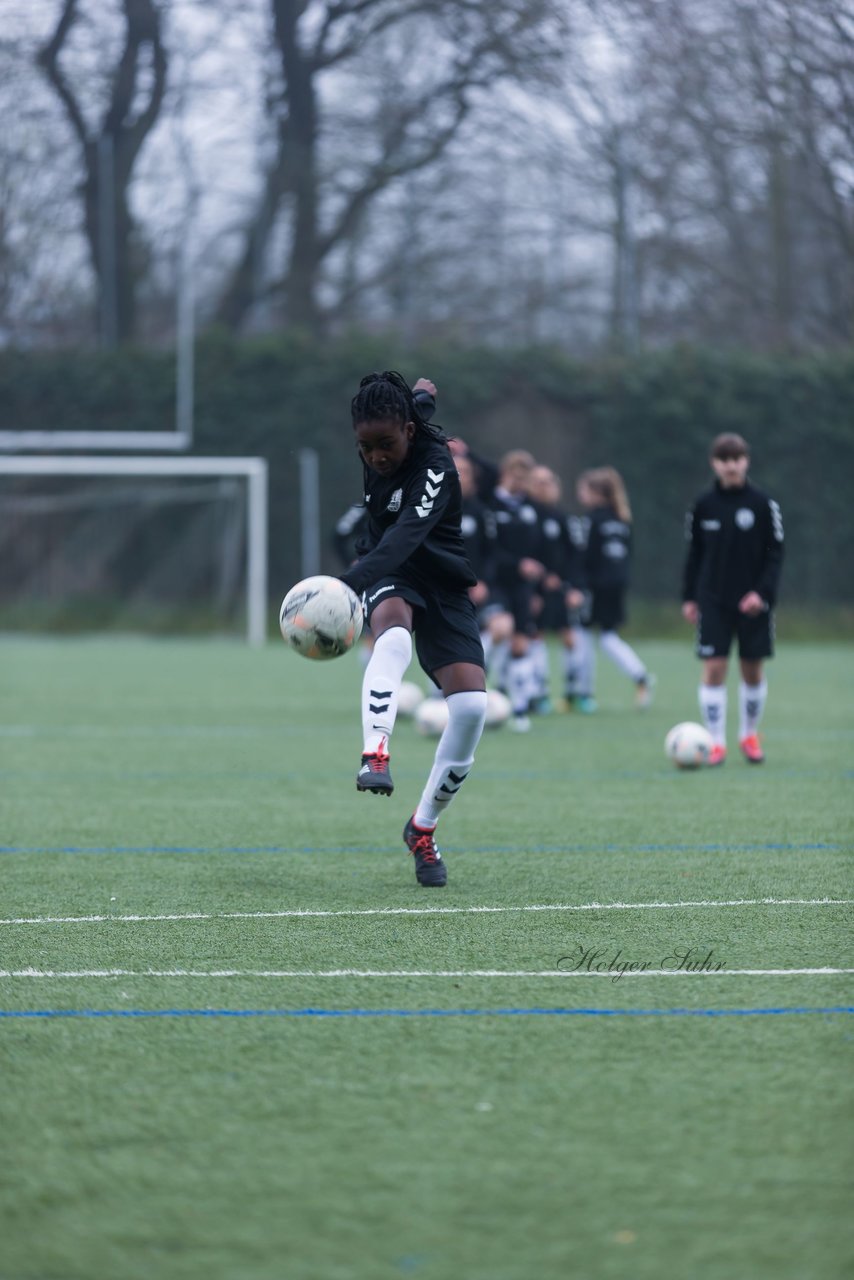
[{"xmin": 350, "ymin": 371, "xmax": 448, "ymax": 444}]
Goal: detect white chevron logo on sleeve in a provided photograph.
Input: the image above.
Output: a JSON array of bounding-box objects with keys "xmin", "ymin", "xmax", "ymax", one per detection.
[{"xmin": 415, "ymin": 469, "xmax": 444, "ymax": 518}]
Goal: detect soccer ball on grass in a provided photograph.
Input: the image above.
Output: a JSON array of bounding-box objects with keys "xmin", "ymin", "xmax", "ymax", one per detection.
[
  {"xmin": 397, "ymin": 681, "xmax": 426, "ymax": 717},
  {"xmin": 664, "ymin": 721, "xmax": 713, "ymax": 769},
  {"xmin": 279, "ymin": 575, "xmax": 363, "ymax": 660},
  {"xmin": 483, "ymin": 689, "xmax": 512, "ymax": 728},
  {"xmin": 414, "ymin": 696, "xmax": 449, "ymax": 737}
]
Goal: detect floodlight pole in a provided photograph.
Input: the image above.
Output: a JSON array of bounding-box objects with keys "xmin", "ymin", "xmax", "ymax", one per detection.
[
  {"xmin": 175, "ymin": 224, "xmax": 195, "ymax": 446},
  {"xmin": 247, "ymin": 460, "xmax": 268, "ymax": 647},
  {"xmin": 299, "ymin": 448, "xmax": 320, "ymax": 578},
  {"xmin": 97, "ymin": 135, "xmax": 118, "ymax": 350}
]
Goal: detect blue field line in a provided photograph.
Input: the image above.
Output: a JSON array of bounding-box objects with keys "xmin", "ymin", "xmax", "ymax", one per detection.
[
  {"xmin": 0, "ymin": 841, "xmax": 843, "ymax": 856},
  {"xmin": 1, "ymin": 1006, "xmax": 852, "ymax": 1020}
]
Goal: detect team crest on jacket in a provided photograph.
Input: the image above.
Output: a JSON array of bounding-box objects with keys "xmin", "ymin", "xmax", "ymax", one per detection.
[
  {"xmin": 387, "ymin": 488, "xmax": 403, "ymax": 513},
  {"xmin": 735, "ymin": 508, "xmax": 755, "ymax": 530}
]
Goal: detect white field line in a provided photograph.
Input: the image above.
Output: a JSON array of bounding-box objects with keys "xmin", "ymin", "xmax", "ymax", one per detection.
[
  {"xmin": 1, "ymin": 898, "xmax": 851, "ymax": 927},
  {"xmin": 1, "ymin": 968, "xmax": 852, "ymax": 980}
]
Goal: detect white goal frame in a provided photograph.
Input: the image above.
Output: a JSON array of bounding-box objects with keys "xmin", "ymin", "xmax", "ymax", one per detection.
[{"xmin": 0, "ymin": 455, "xmax": 269, "ymax": 646}]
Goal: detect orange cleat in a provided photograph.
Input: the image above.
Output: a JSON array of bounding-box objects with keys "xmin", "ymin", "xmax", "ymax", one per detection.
[
  {"xmin": 740, "ymin": 734, "xmax": 765, "ymax": 764},
  {"xmin": 707, "ymin": 744, "xmax": 727, "ymax": 767}
]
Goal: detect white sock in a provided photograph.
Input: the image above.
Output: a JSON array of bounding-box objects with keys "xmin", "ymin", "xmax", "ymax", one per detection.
[
  {"xmin": 414, "ymin": 690, "xmax": 487, "ymax": 829},
  {"xmin": 491, "ymin": 639, "xmax": 510, "ymax": 692},
  {"xmin": 599, "ymin": 630, "xmax": 646, "ymax": 683},
  {"xmin": 361, "ymin": 626, "xmax": 412, "ymax": 754},
  {"xmin": 507, "ymin": 652, "xmax": 537, "ymax": 716},
  {"xmin": 529, "ymin": 637, "xmax": 550, "ymax": 697},
  {"xmin": 699, "ymin": 684, "xmax": 727, "ymax": 747},
  {"xmin": 575, "ymin": 627, "xmax": 595, "ymax": 697},
  {"xmin": 562, "ymin": 640, "xmax": 582, "ymax": 697},
  {"xmin": 739, "ymin": 679, "xmax": 767, "ymax": 739}
]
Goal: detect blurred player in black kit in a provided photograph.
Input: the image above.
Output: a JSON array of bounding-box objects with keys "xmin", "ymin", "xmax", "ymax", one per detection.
[
  {"xmin": 682, "ymin": 433, "xmax": 784, "ymax": 765},
  {"xmin": 525, "ymin": 465, "xmax": 584, "ymax": 714},
  {"xmin": 486, "ymin": 450, "xmax": 547, "ymax": 732},
  {"xmin": 571, "ymin": 467, "xmax": 654, "ymax": 713},
  {"xmin": 338, "ymin": 371, "xmax": 487, "ymax": 886}
]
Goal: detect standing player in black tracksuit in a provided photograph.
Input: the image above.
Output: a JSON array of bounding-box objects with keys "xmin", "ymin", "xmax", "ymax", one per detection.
[
  {"xmin": 486, "ymin": 450, "xmax": 547, "ymax": 732},
  {"xmin": 526, "ymin": 465, "xmax": 584, "ymax": 713},
  {"xmin": 572, "ymin": 467, "xmax": 654, "ymax": 712},
  {"xmin": 338, "ymin": 371, "xmax": 487, "ymax": 887},
  {"xmin": 454, "ymin": 452, "xmax": 498, "ymax": 625},
  {"xmin": 682, "ymin": 432, "xmax": 784, "ymax": 766}
]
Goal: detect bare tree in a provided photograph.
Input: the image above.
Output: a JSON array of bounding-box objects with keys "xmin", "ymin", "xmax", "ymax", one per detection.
[
  {"xmin": 37, "ymin": 0, "xmax": 168, "ymax": 346},
  {"xmin": 612, "ymin": 0, "xmax": 853, "ymax": 348},
  {"xmin": 215, "ymin": 0, "xmax": 562, "ymax": 334}
]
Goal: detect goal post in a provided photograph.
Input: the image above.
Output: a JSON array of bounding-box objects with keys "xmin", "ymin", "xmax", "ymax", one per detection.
[{"xmin": 0, "ymin": 455, "xmax": 269, "ymax": 646}]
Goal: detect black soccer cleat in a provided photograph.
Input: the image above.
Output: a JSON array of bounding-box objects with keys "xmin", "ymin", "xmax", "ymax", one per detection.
[
  {"xmin": 356, "ymin": 748, "xmax": 394, "ymax": 795},
  {"xmin": 403, "ymin": 816, "xmax": 447, "ymax": 887}
]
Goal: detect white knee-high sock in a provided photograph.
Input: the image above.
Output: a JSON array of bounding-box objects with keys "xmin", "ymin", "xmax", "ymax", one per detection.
[
  {"xmin": 361, "ymin": 626, "xmax": 412, "ymax": 754},
  {"xmin": 414, "ymin": 690, "xmax": 487, "ymax": 829},
  {"xmin": 562, "ymin": 640, "xmax": 582, "ymax": 697},
  {"xmin": 507, "ymin": 652, "xmax": 536, "ymax": 715},
  {"xmin": 529, "ymin": 637, "xmax": 550, "ymax": 697},
  {"xmin": 575, "ymin": 626, "xmax": 595, "ymax": 697},
  {"xmin": 491, "ymin": 638, "xmax": 510, "ymax": 691},
  {"xmin": 699, "ymin": 684, "xmax": 727, "ymax": 747},
  {"xmin": 739, "ymin": 679, "xmax": 767, "ymax": 738},
  {"xmin": 480, "ymin": 630, "xmax": 495, "ymax": 673},
  {"xmin": 599, "ymin": 630, "xmax": 646, "ymax": 683}
]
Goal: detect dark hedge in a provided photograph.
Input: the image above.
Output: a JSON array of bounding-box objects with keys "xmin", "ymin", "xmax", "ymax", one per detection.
[{"xmin": 2, "ymin": 334, "xmax": 852, "ymax": 607}]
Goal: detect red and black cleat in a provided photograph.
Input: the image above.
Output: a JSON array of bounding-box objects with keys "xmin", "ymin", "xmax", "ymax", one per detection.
[
  {"xmin": 356, "ymin": 744, "xmax": 394, "ymax": 795},
  {"xmin": 403, "ymin": 816, "xmax": 447, "ymax": 887}
]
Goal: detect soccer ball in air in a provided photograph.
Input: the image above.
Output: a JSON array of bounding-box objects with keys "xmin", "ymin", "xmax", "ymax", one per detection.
[
  {"xmin": 665, "ymin": 721, "xmax": 713, "ymax": 769},
  {"xmin": 397, "ymin": 681, "xmax": 426, "ymax": 717},
  {"xmin": 279, "ymin": 575, "xmax": 363, "ymax": 660},
  {"xmin": 414, "ymin": 696, "xmax": 449, "ymax": 737}
]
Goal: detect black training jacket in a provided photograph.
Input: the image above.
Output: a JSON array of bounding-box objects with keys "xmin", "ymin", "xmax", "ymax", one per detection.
[
  {"xmin": 339, "ymin": 432, "xmax": 477, "ymax": 598},
  {"xmin": 682, "ymin": 480, "xmax": 784, "ymax": 608},
  {"xmin": 573, "ymin": 505, "xmax": 632, "ymax": 592}
]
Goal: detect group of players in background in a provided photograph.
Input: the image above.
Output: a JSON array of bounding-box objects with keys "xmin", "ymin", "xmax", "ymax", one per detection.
[
  {"xmin": 336, "ymin": 418, "xmax": 654, "ymax": 734},
  {"xmin": 335, "ymin": 371, "xmax": 783, "ymax": 887}
]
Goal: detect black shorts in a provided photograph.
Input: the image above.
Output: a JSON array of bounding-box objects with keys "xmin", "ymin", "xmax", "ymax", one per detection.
[
  {"xmin": 490, "ymin": 581, "xmax": 539, "ymax": 636},
  {"xmin": 535, "ymin": 588, "xmax": 571, "ymax": 633},
  {"xmin": 363, "ymin": 574, "xmax": 485, "ymax": 682},
  {"xmin": 696, "ymin": 599, "xmax": 775, "ymax": 661},
  {"xmin": 582, "ymin": 586, "xmax": 626, "ymax": 632}
]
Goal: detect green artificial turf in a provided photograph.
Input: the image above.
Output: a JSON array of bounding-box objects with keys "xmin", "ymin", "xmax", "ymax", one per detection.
[{"xmin": 1, "ymin": 636, "xmax": 852, "ymax": 1280}]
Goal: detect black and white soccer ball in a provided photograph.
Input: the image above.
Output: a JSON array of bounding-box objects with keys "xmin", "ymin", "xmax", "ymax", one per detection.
[
  {"xmin": 664, "ymin": 721, "xmax": 713, "ymax": 769},
  {"xmin": 414, "ymin": 696, "xmax": 449, "ymax": 737},
  {"xmin": 279, "ymin": 575, "xmax": 363, "ymax": 660}
]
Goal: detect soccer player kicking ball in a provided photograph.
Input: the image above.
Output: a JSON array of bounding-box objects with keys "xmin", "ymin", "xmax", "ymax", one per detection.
[
  {"xmin": 681, "ymin": 433, "xmax": 784, "ymax": 766},
  {"xmin": 339, "ymin": 371, "xmax": 487, "ymax": 887}
]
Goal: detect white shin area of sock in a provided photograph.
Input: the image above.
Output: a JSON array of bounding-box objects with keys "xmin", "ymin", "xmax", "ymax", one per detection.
[
  {"xmin": 739, "ymin": 679, "xmax": 767, "ymax": 738},
  {"xmin": 528, "ymin": 638, "xmax": 550, "ymax": 696},
  {"xmin": 599, "ymin": 630, "xmax": 646, "ymax": 682},
  {"xmin": 414, "ymin": 690, "xmax": 487, "ymax": 829},
  {"xmin": 361, "ymin": 626, "xmax": 412, "ymax": 754},
  {"xmin": 490, "ymin": 638, "xmax": 510, "ymax": 690},
  {"xmin": 507, "ymin": 652, "xmax": 536, "ymax": 715},
  {"xmin": 574, "ymin": 627, "xmax": 595, "ymax": 697},
  {"xmin": 699, "ymin": 684, "xmax": 727, "ymax": 746}
]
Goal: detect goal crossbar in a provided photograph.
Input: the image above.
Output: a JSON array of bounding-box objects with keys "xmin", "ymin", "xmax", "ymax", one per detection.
[{"xmin": 0, "ymin": 455, "xmax": 269, "ymax": 646}]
